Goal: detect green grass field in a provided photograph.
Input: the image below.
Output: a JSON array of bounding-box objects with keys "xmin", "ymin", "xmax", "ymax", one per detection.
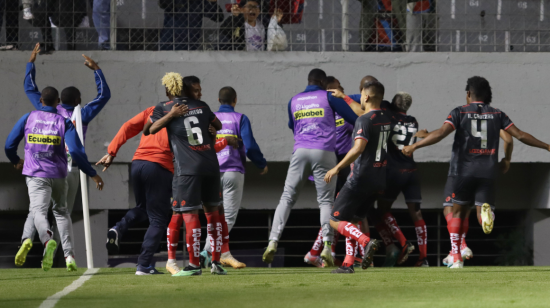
[{"xmin": 2, "ymin": 267, "xmax": 550, "ymax": 308}]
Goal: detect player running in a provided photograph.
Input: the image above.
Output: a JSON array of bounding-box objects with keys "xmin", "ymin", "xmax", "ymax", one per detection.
[
  {"xmin": 144, "ymin": 72, "xmax": 226, "ymax": 276},
  {"xmin": 403, "ymin": 76, "xmax": 550, "ymax": 269},
  {"xmin": 263, "ymin": 69, "xmax": 359, "ymax": 267},
  {"xmin": 199, "ymin": 86, "xmax": 268, "ymax": 270},
  {"xmin": 16, "ymin": 43, "xmax": 110, "ymax": 270},
  {"xmin": 5, "ymin": 86, "xmax": 104, "ymax": 272},
  {"xmin": 324, "ymin": 80, "xmax": 389, "ymax": 274}
]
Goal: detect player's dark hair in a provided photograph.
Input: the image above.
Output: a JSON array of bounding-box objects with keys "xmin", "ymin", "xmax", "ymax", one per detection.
[
  {"xmin": 308, "ymin": 68, "xmax": 327, "ymax": 86},
  {"xmin": 239, "ymin": 0, "xmax": 260, "ymax": 7},
  {"xmin": 466, "ymin": 76, "xmax": 492, "ymax": 104},
  {"xmin": 183, "ymin": 76, "xmax": 201, "ymax": 88},
  {"xmin": 360, "ymin": 75, "xmax": 378, "ymax": 91},
  {"xmin": 219, "ymin": 86, "xmax": 237, "ymax": 105},
  {"xmin": 325, "ymin": 76, "xmax": 338, "ymax": 90},
  {"xmin": 61, "ymin": 86, "xmax": 81, "ymax": 106},
  {"xmin": 361, "ymin": 80, "xmax": 385, "ymax": 98},
  {"xmin": 41, "ymin": 86, "xmax": 59, "ymax": 106}
]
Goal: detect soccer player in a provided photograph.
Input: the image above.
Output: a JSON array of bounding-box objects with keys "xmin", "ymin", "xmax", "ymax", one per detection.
[
  {"xmin": 5, "ymin": 86, "xmax": 104, "ymax": 272},
  {"xmin": 403, "ymin": 76, "xmax": 550, "ymax": 268},
  {"xmin": 416, "ymin": 119, "xmax": 513, "ymax": 266},
  {"xmin": 262, "ymin": 69, "xmax": 359, "ymax": 267},
  {"xmin": 376, "ymin": 92, "xmax": 426, "ymax": 267},
  {"xmin": 16, "ymin": 43, "xmax": 110, "ymax": 269},
  {"xmin": 304, "ymin": 76, "xmax": 358, "ymax": 268},
  {"xmin": 324, "ymin": 80, "xmax": 389, "ymax": 274},
  {"xmin": 144, "ymin": 72, "xmax": 226, "ymax": 276},
  {"xmin": 199, "ymin": 86, "xmax": 268, "ymax": 269}
]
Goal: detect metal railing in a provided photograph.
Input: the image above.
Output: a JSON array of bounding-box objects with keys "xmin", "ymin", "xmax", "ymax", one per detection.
[{"xmin": 2, "ymin": 0, "xmax": 550, "ymax": 52}]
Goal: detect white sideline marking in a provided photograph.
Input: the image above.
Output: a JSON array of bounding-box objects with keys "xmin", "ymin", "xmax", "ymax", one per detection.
[{"xmin": 38, "ymin": 268, "xmax": 99, "ymax": 308}]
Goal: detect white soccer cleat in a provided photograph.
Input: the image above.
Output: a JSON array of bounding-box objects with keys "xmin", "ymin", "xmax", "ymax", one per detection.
[
  {"xmin": 481, "ymin": 203, "xmax": 494, "ymax": 234},
  {"xmin": 461, "ymin": 247, "xmax": 473, "ymax": 260},
  {"xmin": 166, "ymin": 259, "xmax": 181, "ymax": 275},
  {"xmin": 304, "ymin": 252, "xmax": 323, "ymax": 268},
  {"xmin": 449, "ymin": 260, "xmax": 464, "ymax": 268},
  {"xmin": 443, "ymin": 252, "xmax": 453, "ymax": 267},
  {"xmin": 262, "ymin": 240, "xmax": 277, "ymax": 264},
  {"xmin": 23, "ymin": 8, "xmax": 34, "ymax": 20}
]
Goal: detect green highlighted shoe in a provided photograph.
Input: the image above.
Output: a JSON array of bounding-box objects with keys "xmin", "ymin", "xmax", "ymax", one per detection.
[
  {"xmin": 262, "ymin": 240, "xmax": 277, "ymax": 264},
  {"xmin": 15, "ymin": 238, "xmax": 33, "ymax": 267},
  {"xmin": 172, "ymin": 265, "xmax": 202, "ymax": 276},
  {"xmin": 42, "ymin": 240, "xmax": 57, "ymax": 272},
  {"xmin": 320, "ymin": 241, "xmax": 334, "ymax": 267},
  {"xmin": 211, "ymin": 261, "xmax": 227, "ymax": 275},
  {"xmin": 66, "ymin": 255, "xmax": 77, "ymax": 272},
  {"xmin": 199, "ymin": 250, "xmax": 212, "ymax": 269}
]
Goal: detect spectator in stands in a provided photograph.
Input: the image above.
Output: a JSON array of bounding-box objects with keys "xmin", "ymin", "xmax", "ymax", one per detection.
[
  {"xmin": 406, "ymin": 0, "xmax": 435, "ymax": 52},
  {"xmin": 0, "ymin": 0, "xmax": 19, "ymax": 50},
  {"xmin": 159, "ymin": 0, "xmax": 224, "ymax": 51},
  {"xmin": 49, "ymin": 0, "xmax": 88, "ymax": 50},
  {"xmin": 93, "ymin": 0, "xmax": 111, "ymax": 50},
  {"xmin": 29, "ymin": 0, "xmax": 55, "ymax": 53},
  {"xmin": 357, "ymin": 0, "xmax": 406, "ymax": 51},
  {"xmin": 219, "ymin": 0, "xmax": 287, "ymax": 51}
]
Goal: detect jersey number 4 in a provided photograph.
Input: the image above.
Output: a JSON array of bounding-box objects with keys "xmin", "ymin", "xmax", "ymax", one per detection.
[
  {"xmin": 471, "ymin": 119, "xmax": 488, "ymax": 149},
  {"xmin": 184, "ymin": 116, "xmax": 203, "ymax": 145}
]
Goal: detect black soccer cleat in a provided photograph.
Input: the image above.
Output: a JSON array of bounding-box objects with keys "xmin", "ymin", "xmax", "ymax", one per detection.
[
  {"xmin": 362, "ymin": 239, "xmax": 380, "ymax": 270},
  {"xmin": 106, "ymin": 229, "xmax": 119, "ymax": 254},
  {"xmin": 331, "ymin": 265, "xmax": 355, "ymax": 274},
  {"xmin": 397, "ymin": 242, "xmax": 415, "ymax": 265}
]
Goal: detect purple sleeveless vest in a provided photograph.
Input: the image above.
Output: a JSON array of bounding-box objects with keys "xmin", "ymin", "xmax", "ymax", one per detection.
[
  {"xmin": 22, "ymin": 111, "xmax": 68, "ymax": 178},
  {"xmin": 215, "ymin": 111, "xmax": 246, "ymax": 174},
  {"xmin": 290, "ymin": 90, "xmax": 336, "ymax": 152},
  {"xmin": 335, "ymin": 112, "xmax": 354, "ymax": 156},
  {"xmin": 56, "ymin": 105, "xmax": 88, "ymax": 141}
]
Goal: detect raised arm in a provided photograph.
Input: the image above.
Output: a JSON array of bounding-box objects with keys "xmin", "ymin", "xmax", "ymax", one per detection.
[
  {"xmin": 80, "ymin": 55, "xmax": 112, "ymax": 124},
  {"xmin": 402, "ymin": 123, "xmax": 455, "ymax": 156},
  {"xmin": 505, "ymin": 125, "xmax": 550, "ymax": 151},
  {"xmin": 328, "ymin": 89, "xmax": 363, "ymax": 116},
  {"xmin": 24, "ymin": 43, "xmax": 42, "ymax": 110}
]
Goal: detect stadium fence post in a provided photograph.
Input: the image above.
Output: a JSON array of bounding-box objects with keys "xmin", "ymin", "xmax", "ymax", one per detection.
[
  {"xmin": 74, "ymin": 105, "xmax": 94, "ymax": 269},
  {"xmin": 110, "ymin": 0, "xmax": 117, "ymax": 50},
  {"xmin": 341, "ymin": 0, "xmax": 349, "ymax": 51}
]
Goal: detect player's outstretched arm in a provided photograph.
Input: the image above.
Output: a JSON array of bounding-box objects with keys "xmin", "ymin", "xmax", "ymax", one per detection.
[
  {"xmin": 144, "ymin": 103, "xmax": 188, "ymax": 135},
  {"xmin": 403, "ymin": 123, "xmax": 454, "ymax": 156},
  {"xmin": 505, "ymin": 125, "xmax": 550, "ymax": 151},
  {"xmin": 24, "ymin": 43, "xmax": 42, "ymax": 110},
  {"xmin": 324, "ymin": 138, "xmax": 367, "ymax": 183},
  {"xmin": 328, "ymin": 89, "xmax": 363, "ymax": 116},
  {"xmin": 499, "ymin": 130, "xmax": 513, "ymax": 174}
]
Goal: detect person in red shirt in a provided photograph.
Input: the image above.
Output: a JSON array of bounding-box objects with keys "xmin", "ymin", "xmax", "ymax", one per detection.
[{"xmin": 97, "ymin": 75, "xmax": 236, "ymax": 275}]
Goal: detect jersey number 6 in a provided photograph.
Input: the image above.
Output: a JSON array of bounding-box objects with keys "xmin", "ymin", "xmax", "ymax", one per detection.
[{"xmin": 184, "ymin": 116, "xmax": 203, "ymax": 145}]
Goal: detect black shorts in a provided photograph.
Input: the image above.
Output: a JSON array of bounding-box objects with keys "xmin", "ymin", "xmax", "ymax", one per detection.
[
  {"xmin": 448, "ymin": 176, "xmax": 496, "ymax": 207},
  {"xmin": 331, "ymin": 183, "xmax": 380, "ymax": 222},
  {"xmin": 172, "ymin": 174, "xmax": 221, "ymax": 212},
  {"xmin": 380, "ymin": 168, "xmax": 422, "ymax": 204}
]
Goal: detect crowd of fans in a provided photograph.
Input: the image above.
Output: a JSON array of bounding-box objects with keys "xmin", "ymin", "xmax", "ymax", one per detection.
[{"xmin": 0, "ymin": 0, "xmax": 435, "ymax": 52}]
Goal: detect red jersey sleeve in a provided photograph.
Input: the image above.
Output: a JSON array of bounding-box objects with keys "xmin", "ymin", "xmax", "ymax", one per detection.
[{"xmin": 107, "ymin": 107, "xmax": 154, "ymax": 157}]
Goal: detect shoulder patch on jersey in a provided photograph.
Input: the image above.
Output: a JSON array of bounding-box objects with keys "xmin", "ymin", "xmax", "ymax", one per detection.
[
  {"xmin": 447, "ymin": 115, "xmax": 452, "ymax": 119},
  {"xmin": 370, "ymin": 113, "xmax": 377, "ymax": 120},
  {"xmin": 357, "ymin": 129, "xmax": 363, "ymax": 134}
]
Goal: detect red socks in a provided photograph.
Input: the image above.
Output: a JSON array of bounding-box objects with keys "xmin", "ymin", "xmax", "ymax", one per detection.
[
  {"xmin": 337, "ymin": 222, "xmax": 370, "ymax": 247},
  {"xmin": 383, "ymin": 212, "xmax": 407, "ymax": 247},
  {"xmin": 375, "ymin": 223, "xmax": 393, "ymax": 247},
  {"xmin": 220, "ymin": 213, "xmax": 230, "ymax": 254},
  {"xmin": 205, "ymin": 211, "xmax": 222, "ymax": 262},
  {"xmin": 342, "ymin": 236, "xmax": 356, "ymax": 267},
  {"xmin": 414, "ymin": 219, "xmax": 427, "ymax": 260},
  {"xmin": 167, "ymin": 214, "xmax": 183, "ymax": 260},
  {"xmin": 448, "ymin": 217, "xmax": 463, "ymax": 262},
  {"xmin": 310, "ymin": 228, "xmax": 324, "ymax": 256},
  {"xmin": 182, "ymin": 213, "xmax": 201, "ymax": 267},
  {"xmin": 460, "ymin": 217, "xmax": 469, "ymax": 250}
]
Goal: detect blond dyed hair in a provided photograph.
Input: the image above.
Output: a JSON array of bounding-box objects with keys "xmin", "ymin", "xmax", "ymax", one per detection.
[
  {"xmin": 392, "ymin": 92, "xmax": 412, "ymax": 112},
  {"xmin": 162, "ymin": 72, "xmax": 184, "ymax": 97}
]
